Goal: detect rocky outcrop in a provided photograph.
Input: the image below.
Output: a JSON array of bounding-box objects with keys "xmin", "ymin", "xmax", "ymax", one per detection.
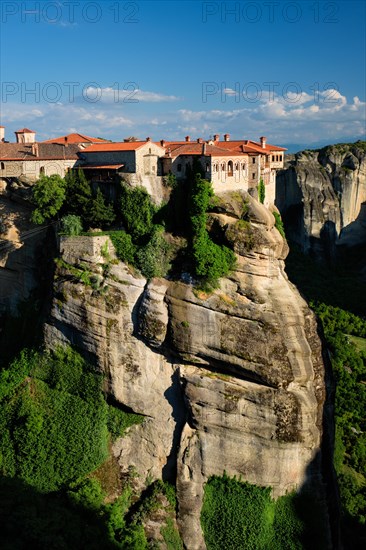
[
  {"xmin": 0, "ymin": 195, "xmax": 51, "ymax": 315},
  {"xmin": 276, "ymin": 142, "xmax": 366, "ymax": 258},
  {"xmin": 44, "ymin": 192, "xmax": 330, "ymax": 548}
]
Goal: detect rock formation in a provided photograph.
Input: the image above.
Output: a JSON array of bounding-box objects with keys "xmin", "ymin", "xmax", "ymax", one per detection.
[
  {"xmin": 276, "ymin": 142, "xmax": 366, "ymax": 258},
  {"xmin": 44, "ymin": 192, "xmax": 330, "ymax": 548}
]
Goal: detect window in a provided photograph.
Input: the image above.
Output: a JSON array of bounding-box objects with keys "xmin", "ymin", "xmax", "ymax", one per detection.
[
  {"xmin": 252, "ymin": 173, "xmax": 256, "ymax": 179},
  {"xmin": 206, "ymin": 163, "xmax": 210, "ymax": 172},
  {"xmin": 221, "ymin": 162, "xmax": 226, "ymax": 171},
  {"xmin": 177, "ymin": 163, "xmax": 182, "ymax": 172},
  {"xmin": 242, "ymin": 163, "xmax": 246, "ymax": 171},
  {"xmin": 280, "ymin": 155, "xmax": 282, "ymax": 161},
  {"xmin": 0, "ymin": 162, "xmax": 4, "ymax": 170},
  {"xmin": 272, "ymin": 155, "xmax": 275, "ymax": 162},
  {"xmin": 252, "ymin": 157, "xmax": 256, "ymax": 164},
  {"xmin": 235, "ymin": 162, "xmax": 239, "ymax": 171},
  {"xmin": 276, "ymin": 155, "xmax": 279, "ymax": 162},
  {"xmin": 149, "ymin": 148, "xmax": 151, "ymax": 154},
  {"xmin": 40, "ymin": 166, "xmax": 45, "ymax": 174},
  {"xmin": 228, "ymin": 160, "xmax": 233, "ymax": 176}
]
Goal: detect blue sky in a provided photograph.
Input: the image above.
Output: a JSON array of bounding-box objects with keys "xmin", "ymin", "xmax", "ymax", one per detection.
[{"xmin": 1, "ymin": 0, "xmax": 365, "ymax": 149}]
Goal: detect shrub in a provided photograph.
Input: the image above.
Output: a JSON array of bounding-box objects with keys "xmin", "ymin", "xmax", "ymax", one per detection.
[
  {"xmin": 60, "ymin": 214, "xmax": 83, "ymax": 236},
  {"xmin": 109, "ymin": 231, "xmax": 136, "ymax": 264},
  {"xmin": 136, "ymin": 226, "xmax": 173, "ymax": 279},
  {"xmin": 31, "ymin": 174, "xmax": 66, "ymax": 224},
  {"xmin": 120, "ymin": 184, "xmax": 156, "ymax": 241},
  {"xmin": 273, "ymin": 211, "xmax": 286, "ymax": 238},
  {"xmin": 107, "ymin": 406, "xmax": 144, "ymax": 440}
]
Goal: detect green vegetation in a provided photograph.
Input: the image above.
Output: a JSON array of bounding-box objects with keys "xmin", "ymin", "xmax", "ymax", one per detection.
[
  {"xmin": 285, "ymin": 246, "xmax": 366, "ymax": 547},
  {"xmin": 120, "ymin": 184, "xmax": 156, "ymax": 241},
  {"xmin": 189, "ymin": 174, "xmax": 236, "ymax": 286},
  {"xmin": 0, "ymin": 346, "xmax": 143, "ymax": 491},
  {"xmin": 31, "ymin": 169, "xmax": 116, "ymax": 230},
  {"xmin": 109, "ymin": 231, "xmax": 136, "ymax": 264},
  {"xmin": 31, "ymin": 174, "xmax": 66, "ymax": 224},
  {"xmin": 107, "ymin": 406, "xmax": 144, "ymax": 441},
  {"xmin": 0, "ymin": 345, "xmax": 148, "ymax": 548},
  {"xmin": 135, "ymin": 225, "xmax": 173, "ymax": 279},
  {"xmin": 60, "ymin": 214, "xmax": 83, "ymax": 236},
  {"xmin": 273, "ymin": 211, "xmax": 286, "ymax": 238},
  {"xmin": 258, "ymin": 178, "xmax": 265, "ymax": 204},
  {"xmin": 311, "ymin": 303, "xmax": 366, "ymax": 542},
  {"xmin": 200, "ymin": 473, "xmax": 327, "ymax": 550},
  {"xmin": 84, "ymin": 187, "xmax": 116, "ymax": 228}
]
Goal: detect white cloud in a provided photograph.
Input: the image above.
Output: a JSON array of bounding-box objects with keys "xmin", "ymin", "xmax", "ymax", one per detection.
[{"xmin": 83, "ymin": 87, "xmax": 182, "ymax": 103}]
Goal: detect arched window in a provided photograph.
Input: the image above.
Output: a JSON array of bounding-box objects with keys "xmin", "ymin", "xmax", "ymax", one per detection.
[
  {"xmin": 242, "ymin": 163, "xmax": 246, "ymax": 171},
  {"xmin": 228, "ymin": 160, "xmax": 233, "ymax": 176},
  {"xmin": 252, "ymin": 157, "xmax": 256, "ymax": 164},
  {"xmin": 40, "ymin": 166, "xmax": 45, "ymax": 174},
  {"xmin": 235, "ymin": 162, "xmax": 239, "ymax": 171},
  {"xmin": 221, "ymin": 162, "xmax": 226, "ymax": 171},
  {"xmin": 149, "ymin": 148, "xmax": 152, "ymax": 154}
]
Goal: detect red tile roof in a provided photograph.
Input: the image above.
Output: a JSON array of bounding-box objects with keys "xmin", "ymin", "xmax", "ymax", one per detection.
[
  {"xmin": 81, "ymin": 164, "xmax": 124, "ymax": 170},
  {"xmin": 81, "ymin": 141, "xmax": 162, "ymax": 153},
  {"xmin": 15, "ymin": 128, "xmax": 35, "ymax": 133},
  {"xmin": 0, "ymin": 142, "xmax": 80, "ymax": 161},
  {"xmin": 42, "ymin": 133, "xmax": 108, "ymax": 144}
]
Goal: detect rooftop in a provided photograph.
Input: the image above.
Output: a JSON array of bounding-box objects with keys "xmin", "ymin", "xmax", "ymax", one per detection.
[{"xmin": 42, "ymin": 133, "xmax": 108, "ymax": 145}]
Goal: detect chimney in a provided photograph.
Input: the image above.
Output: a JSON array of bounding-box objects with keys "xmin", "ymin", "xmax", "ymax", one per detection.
[
  {"xmin": 146, "ymin": 137, "xmax": 151, "ymax": 142},
  {"xmin": 203, "ymin": 143, "xmax": 207, "ymax": 154},
  {"xmin": 31, "ymin": 143, "xmax": 39, "ymax": 157},
  {"xmin": 0, "ymin": 126, "xmax": 4, "ymax": 142},
  {"xmin": 160, "ymin": 139, "xmax": 166, "ymax": 147},
  {"xmin": 213, "ymin": 133, "xmax": 220, "ymax": 142},
  {"xmin": 197, "ymin": 137, "xmax": 203, "ymax": 144},
  {"xmin": 224, "ymin": 133, "xmax": 230, "ymax": 142},
  {"xmin": 65, "ymin": 136, "xmax": 68, "ymax": 147},
  {"xmin": 15, "ymin": 128, "xmax": 36, "ymax": 144},
  {"xmin": 185, "ymin": 135, "xmax": 190, "ymax": 142},
  {"xmin": 260, "ymin": 136, "xmax": 267, "ymax": 149}
]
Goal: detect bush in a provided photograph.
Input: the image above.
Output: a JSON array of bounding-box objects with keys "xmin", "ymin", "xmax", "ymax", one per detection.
[
  {"xmin": 109, "ymin": 231, "xmax": 136, "ymax": 264},
  {"xmin": 273, "ymin": 211, "xmax": 285, "ymax": 238},
  {"xmin": 31, "ymin": 174, "xmax": 66, "ymax": 224},
  {"xmin": 136, "ymin": 226, "xmax": 173, "ymax": 279},
  {"xmin": 120, "ymin": 184, "xmax": 156, "ymax": 241},
  {"xmin": 107, "ymin": 406, "xmax": 144, "ymax": 440},
  {"xmin": 60, "ymin": 214, "xmax": 83, "ymax": 236}
]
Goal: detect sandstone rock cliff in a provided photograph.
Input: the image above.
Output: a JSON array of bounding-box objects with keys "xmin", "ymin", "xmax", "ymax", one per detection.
[
  {"xmin": 276, "ymin": 142, "xmax": 366, "ymax": 258},
  {"xmin": 44, "ymin": 192, "xmax": 330, "ymax": 548}
]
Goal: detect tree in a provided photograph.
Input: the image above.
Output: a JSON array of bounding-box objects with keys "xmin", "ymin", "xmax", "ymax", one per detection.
[
  {"xmin": 84, "ymin": 188, "xmax": 115, "ymax": 228},
  {"xmin": 64, "ymin": 169, "xmax": 92, "ymax": 218},
  {"xmin": 31, "ymin": 174, "xmax": 66, "ymax": 224},
  {"xmin": 258, "ymin": 178, "xmax": 265, "ymax": 204}
]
